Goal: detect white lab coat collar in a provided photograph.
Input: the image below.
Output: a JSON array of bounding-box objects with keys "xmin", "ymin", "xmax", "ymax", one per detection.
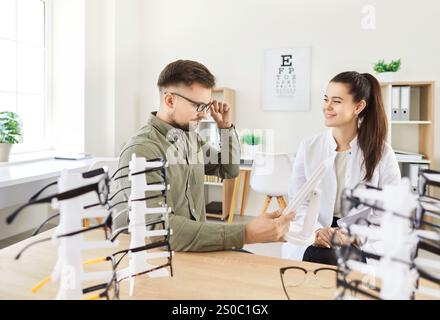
[{"xmin": 326, "ymin": 128, "xmax": 358, "ymax": 152}]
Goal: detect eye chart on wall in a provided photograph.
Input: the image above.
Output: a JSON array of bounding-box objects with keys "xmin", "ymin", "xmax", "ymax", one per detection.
[{"xmin": 262, "ymin": 47, "xmax": 311, "ymax": 111}]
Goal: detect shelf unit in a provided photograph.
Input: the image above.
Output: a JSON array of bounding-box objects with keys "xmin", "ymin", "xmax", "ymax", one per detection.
[
  {"xmin": 199, "ymin": 87, "xmax": 236, "ymax": 220},
  {"xmin": 381, "ymin": 81, "xmax": 435, "ymax": 161},
  {"xmin": 380, "ymin": 81, "xmax": 436, "ymax": 194},
  {"xmin": 391, "ymin": 121, "xmax": 432, "ymax": 125},
  {"xmin": 204, "ymin": 181, "xmax": 223, "ymax": 187}
]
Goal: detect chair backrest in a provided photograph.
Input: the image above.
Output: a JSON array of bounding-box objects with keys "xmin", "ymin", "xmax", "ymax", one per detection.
[{"xmin": 249, "ymin": 152, "xmax": 293, "ymax": 196}]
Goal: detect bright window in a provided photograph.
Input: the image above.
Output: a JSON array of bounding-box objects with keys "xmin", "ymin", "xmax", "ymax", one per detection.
[{"xmin": 0, "ymin": 0, "xmax": 47, "ymax": 153}]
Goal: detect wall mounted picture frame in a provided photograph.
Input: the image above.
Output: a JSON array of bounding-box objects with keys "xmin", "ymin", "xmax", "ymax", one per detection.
[{"xmin": 262, "ymin": 47, "xmax": 311, "ymax": 111}]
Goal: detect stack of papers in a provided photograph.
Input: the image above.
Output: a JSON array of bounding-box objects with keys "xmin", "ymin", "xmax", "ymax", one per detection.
[
  {"xmin": 54, "ymin": 153, "xmax": 92, "ymax": 160},
  {"xmin": 394, "ymin": 149, "xmax": 424, "ymax": 162}
]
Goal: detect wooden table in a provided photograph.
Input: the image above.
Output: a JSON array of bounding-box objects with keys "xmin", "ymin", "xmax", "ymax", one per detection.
[
  {"xmin": 0, "ymin": 230, "xmax": 438, "ymax": 300},
  {"xmin": 0, "ymin": 230, "xmax": 335, "ymax": 300}
]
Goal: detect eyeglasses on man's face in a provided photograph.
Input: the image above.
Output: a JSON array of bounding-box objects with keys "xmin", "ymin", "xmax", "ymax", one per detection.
[
  {"xmin": 165, "ymin": 91, "xmax": 213, "ymax": 112},
  {"xmin": 279, "ymin": 266, "xmax": 339, "ymax": 300}
]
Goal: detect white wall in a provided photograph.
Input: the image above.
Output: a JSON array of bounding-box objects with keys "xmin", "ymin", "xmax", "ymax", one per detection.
[
  {"xmin": 50, "ymin": 0, "xmax": 85, "ymax": 153},
  {"xmin": 84, "ymin": 0, "xmax": 115, "ymax": 157},
  {"xmin": 84, "ymin": 0, "xmax": 142, "ymax": 157},
  {"xmin": 48, "ymin": 0, "xmax": 440, "ymax": 216},
  {"xmin": 114, "ymin": 0, "xmax": 142, "ymax": 154},
  {"xmin": 50, "ymin": 0, "xmax": 142, "ymax": 157},
  {"xmin": 137, "ymin": 0, "xmax": 440, "ymax": 214}
]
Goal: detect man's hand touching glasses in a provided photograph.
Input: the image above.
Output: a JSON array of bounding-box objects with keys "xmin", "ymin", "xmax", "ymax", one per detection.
[{"xmin": 210, "ymin": 101, "xmax": 232, "ymax": 129}]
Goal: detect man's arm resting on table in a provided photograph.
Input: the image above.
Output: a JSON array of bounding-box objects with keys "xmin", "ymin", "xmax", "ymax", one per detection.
[{"xmin": 168, "ymin": 214, "xmax": 245, "ymax": 252}]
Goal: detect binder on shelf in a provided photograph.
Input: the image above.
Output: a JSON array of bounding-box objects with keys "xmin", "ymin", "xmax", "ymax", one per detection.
[
  {"xmin": 391, "ymin": 86, "xmax": 401, "ymax": 121},
  {"xmin": 400, "ymin": 86, "xmax": 411, "ymax": 121},
  {"xmin": 419, "ymin": 169, "xmax": 440, "ymax": 189},
  {"xmin": 403, "ymin": 163, "xmax": 429, "ymax": 193}
]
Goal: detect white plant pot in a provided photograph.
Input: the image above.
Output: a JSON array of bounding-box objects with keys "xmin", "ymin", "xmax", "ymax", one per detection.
[
  {"xmin": 242, "ymin": 144, "xmax": 262, "ymax": 160},
  {"xmin": 0, "ymin": 143, "xmax": 12, "ymax": 162},
  {"xmin": 376, "ymin": 72, "xmax": 397, "ymax": 83}
]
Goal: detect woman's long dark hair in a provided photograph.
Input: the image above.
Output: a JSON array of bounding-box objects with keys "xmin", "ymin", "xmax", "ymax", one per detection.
[{"xmin": 330, "ymin": 71, "xmax": 387, "ymax": 182}]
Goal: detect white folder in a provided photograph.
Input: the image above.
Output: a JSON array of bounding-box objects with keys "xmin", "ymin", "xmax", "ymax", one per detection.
[
  {"xmin": 400, "ymin": 86, "xmax": 411, "ymax": 121},
  {"xmin": 391, "ymin": 87, "xmax": 401, "ymax": 121}
]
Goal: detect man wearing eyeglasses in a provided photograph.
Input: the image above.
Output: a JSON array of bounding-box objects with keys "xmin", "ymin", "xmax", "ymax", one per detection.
[{"xmin": 115, "ymin": 59, "xmax": 295, "ymax": 252}]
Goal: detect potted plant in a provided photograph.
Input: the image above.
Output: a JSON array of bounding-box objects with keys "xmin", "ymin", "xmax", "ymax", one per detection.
[
  {"xmin": 241, "ymin": 133, "xmax": 262, "ymax": 160},
  {"xmin": 373, "ymin": 59, "xmax": 401, "ymax": 82},
  {"xmin": 0, "ymin": 111, "xmax": 22, "ymax": 162}
]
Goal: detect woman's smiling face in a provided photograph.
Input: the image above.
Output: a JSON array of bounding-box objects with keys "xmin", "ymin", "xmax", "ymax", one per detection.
[{"xmin": 323, "ymin": 82, "xmax": 364, "ymax": 128}]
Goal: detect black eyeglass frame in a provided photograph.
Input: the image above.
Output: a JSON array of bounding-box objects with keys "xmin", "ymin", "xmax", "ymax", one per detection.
[
  {"xmin": 164, "ymin": 91, "xmax": 214, "ymax": 113},
  {"xmin": 7, "ymin": 171, "xmax": 110, "ymax": 225},
  {"xmin": 279, "ymin": 266, "xmax": 340, "ymax": 300}
]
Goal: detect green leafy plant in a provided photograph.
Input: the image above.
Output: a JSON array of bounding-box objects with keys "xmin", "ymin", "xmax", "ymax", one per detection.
[
  {"xmin": 373, "ymin": 59, "xmax": 401, "ymax": 73},
  {"xmin": 0, "ymin": 111, "xmax": 21, "ymax": 144},
  {"xmin": 242, "ymin": 133, "xmax": 262, "ymax": 146}
]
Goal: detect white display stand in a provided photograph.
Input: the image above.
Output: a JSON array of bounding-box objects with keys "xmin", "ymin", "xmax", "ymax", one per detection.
[
  {"xmin": 115, "ymin": 154, "xmax": 173, "ymax": 296},
  {"xmin": 283, "ymin": 157, "xmax": 333, "ymax": 246},
  {"xmin": 346, "ymin": 179, "xmax": 422, "ymax": 299},
  {"xmin": 284, "ymin": 189, "xmax": 322, "ymax": 245},
  {"xmin": 51, "ymin": 169, "xmax": 118, "ymax": 300}
]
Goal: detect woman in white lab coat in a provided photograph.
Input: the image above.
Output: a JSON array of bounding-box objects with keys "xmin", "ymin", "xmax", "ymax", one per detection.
[{"xmin": 285, "ymin": 71, "xmax": 401, "ymax": 265}]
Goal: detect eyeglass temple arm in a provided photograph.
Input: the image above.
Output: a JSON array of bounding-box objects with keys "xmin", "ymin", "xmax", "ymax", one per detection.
[
  {"xmin": 18, "ymin": 216, "xmax": 111, "ymax": 259},
  {"xmin": 337, "ymin": 278, "xmax": 381, "ymax": 300},
  {"xmin": 110, "ymin": 219, "xmax": 166, "ymax": 242},
  {"xmin": 10, "ymin": 175, "xmax": 108, "ymax": 225},
  {"xmin": 29, "ymin": 181, "xmax": 58, "ymax": 201},
  {"xmin": 111, "ymin": 159, "xmax": 164, "ymax": 181},
  {"xmin": 109, "ymin": 187, "xmax": 131, "ymax": 201},
  {"xmin": 418, "ymin": 240, "xmax": 440, "ymax": 256},
  {"xmin": 82, "ymin": 167, "xmax": 105, "ymax": 179},
  {"xmin": 29, "ymin": 168, "xmax": 106, "ymax": 203},
  {"xmin": 31, "ymin": 212, "xmax": 60, "ymax": 237},
  {"xmin": 58, "ymin": 215, "xmax": 111, "ymax": 239},
  {"xmin": 110, "ymin": 165, "xmax": 129, "ymax": 181},
  {"xmin": 109, "ymin": 200, "xmax": 128, "ymax": 210},
  {"xmin": 111, "ymin": 239, "xmax": 170, "ymax": 258},
  {"xmin": 6, "ymin": 197, "xmax": 50, "ymax": 225},
  {"xmin": 417, "ymin": 266, "xmax": 440, "ymax": 285},
  {"xmin": 31, "ymin": 257, "xmax": 110, "ymax": 293},
  {"xmin": 15, "ymin": 236, "xmax": 52, "ymax": 260}
]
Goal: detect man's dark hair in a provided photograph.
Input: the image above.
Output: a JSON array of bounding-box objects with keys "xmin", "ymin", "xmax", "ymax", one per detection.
[{"xmin": 157, "ymin": 60, "xmax": 216, "ymax": 89}]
